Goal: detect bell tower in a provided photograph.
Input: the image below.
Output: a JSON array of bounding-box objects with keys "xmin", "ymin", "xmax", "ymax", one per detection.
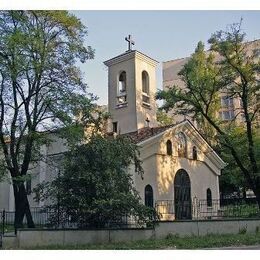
[{"xmin": 104, "ymin": 35, "xmax": 158, "ymax": 135}]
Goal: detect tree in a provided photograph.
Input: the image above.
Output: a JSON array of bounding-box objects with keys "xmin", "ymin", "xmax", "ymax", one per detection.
[
  {"xmin": 0, "ymin": 11, "xmax": 96, "ymax": 229},
  {"xmin": 156, "ymin": 110, "xmax": 174, "ymax": 126},
  {"xmin": 220, "ymin": 130, "xmax": 260, "ymax": 198},
  {"xmin": 157, "ymin": 22, "xmax": 260, "ymax": 207},
  {"xmin": 34, "ymin": 135, "xmax": 158, "ymax": 228}
]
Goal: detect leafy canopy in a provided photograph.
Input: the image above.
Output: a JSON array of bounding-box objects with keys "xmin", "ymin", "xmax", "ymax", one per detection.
[
  {"xmin": 0, "ymin": 10, "xmax": 101, "ymax": 228},
  {"xmin": 0, "ymin": 11, "xmax": 98, "ymax": 179},
  {"xmin": 34, "ymin": 135, "xmax": 158, "ymax": 227},
  {"xmin": 157, "ymin": 22, "xmax": 260, "ymax": 203}
]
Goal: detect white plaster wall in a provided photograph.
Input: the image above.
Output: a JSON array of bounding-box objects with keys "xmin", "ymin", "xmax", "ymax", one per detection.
[
  {"xmin": 4, "ymin": 219, "xmax": 260, "ymax": 248},
  {"xmin": 133, "ymin": 125, "xmax": 221, "ymax": 221},
  {"xmin": 134, "ymin": 155, "xmax": 158, "ymax": 205},
  {"xmin": 0, "ymin": 135, "xmax": 68, "ymax": 210},
  {"xmin": 106, "ymin": 51, "xmax": 158, "ymax": 135},
  {"xmin": 0, "ymin": 178, "xmax": 12, "ymax": 211},
  {"xmin": 107, "ymin": 56, "xmax": 138, "ymax": 134},
  {"xmin": 135, "ymin": 55, "xmax": 158, "ymax": 130}
]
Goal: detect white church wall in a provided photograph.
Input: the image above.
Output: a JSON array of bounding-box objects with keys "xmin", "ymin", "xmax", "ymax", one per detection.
[
  {"xmin": 134, "ymin": 154, "xmax": 158, "ymax": 205},
  {"xmin": 105, "ymin": 51, "xmax": 158, "ymax": 134},
  {"xmin": 0, "ymin": 178, "xmax": 12, "ymax": 211},
  {"xmin": 136, "ymin": 141, "xmax": 220, "ymax": 203},
  {"xmin": 0, "ymin": 135, "xmax": 69, "ymax": 211},
  {"xmin": 107, "ymin": 56, "xmax": 138, "ymax": 134},
  {"xmin": 133, "ymin": 124, "xmax": 222, "ymax": 221},
  {"xmin": 135, "ymin": 54, "xmax": 158, "ymax": 130}
]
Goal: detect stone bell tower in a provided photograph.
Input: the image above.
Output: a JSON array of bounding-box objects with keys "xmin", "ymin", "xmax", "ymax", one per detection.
[{"xmin": 104, "ymin": 35, "xmax": 158, "ymax": 135}]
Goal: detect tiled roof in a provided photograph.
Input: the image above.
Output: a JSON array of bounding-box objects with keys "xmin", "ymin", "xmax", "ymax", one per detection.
[{"xmin": 121, "ymin": 124, "xmax": 178, "ymax": 144}]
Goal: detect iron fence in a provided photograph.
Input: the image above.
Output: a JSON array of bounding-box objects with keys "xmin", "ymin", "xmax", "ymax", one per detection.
[
  {"xmin": 0, "ymin": 210, "xmax": 16, "ymax": 236},
  {"xmin": 1, "ymin": 198, "xmax": 259, "ymax": 237},
  {"xmin": 155, "ymin": 198, "xmax": 260, "ymax": 220},
  {"xmin": 0, "ymin": 208, "xmax": 153, "ymax": 236}
]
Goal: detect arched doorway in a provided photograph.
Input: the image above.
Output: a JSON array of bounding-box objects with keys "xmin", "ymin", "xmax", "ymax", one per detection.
[{"xmin": 174, "ymin": 169, "xmax": 192, "ymax": 220}]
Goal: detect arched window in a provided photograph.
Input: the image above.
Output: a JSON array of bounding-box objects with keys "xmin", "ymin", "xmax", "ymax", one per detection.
[
  {"xmin": 142, "ymin": 71, "xmax": 149, "ymax": 94},
  {"xmin": 192, "ymin": 146, "xmax": 197, "ymax": 160},
  {"xmin": 176, "ymin": 132, "xmax": 187, "ymax": 157},
  {"xmin": 142, "ymin": 71, "xmax": 150, "ymax": 104},
  {"xmin": 118, "ymin": 71, "xmax": 126, "ymax": 94},
  {"xmin": 145, "ymin": 185, "xmax": 154, "ymax": 207},
  {"xmin": 207, "ymin": 188, "xmax": 212, "ymax": 207},
  {"xmin": 166, "ymin": 140, "xmax": 172, "ymax": 155},
  {"xmin": 117, "ymin": 71, "xmax": 127, "ymax": 105}
]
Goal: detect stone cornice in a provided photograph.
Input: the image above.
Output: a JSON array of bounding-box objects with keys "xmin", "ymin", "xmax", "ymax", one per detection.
[{"xmin": 104, "ymin": 50, "xmax": 159, "ymax": 67}]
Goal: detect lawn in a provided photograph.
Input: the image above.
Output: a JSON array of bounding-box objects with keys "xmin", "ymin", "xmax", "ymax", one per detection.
[{"xmin": 22, "ymin": 232, "xmax": 260, "ymax": 250}]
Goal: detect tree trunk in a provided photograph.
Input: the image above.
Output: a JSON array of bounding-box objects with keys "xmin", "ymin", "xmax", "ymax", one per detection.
[
  {"xmin": 242, "ymin": 188, "xmax": 247, "ymax": 200},
  {"xmin": 13, "ymin": 181, "xmax": 35, "ymax": 230}
]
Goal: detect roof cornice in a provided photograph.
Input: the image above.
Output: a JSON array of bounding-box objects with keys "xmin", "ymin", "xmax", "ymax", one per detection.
[{"xmin": 104, "ymin": 50, "xmax": 159, "ymax": 67}]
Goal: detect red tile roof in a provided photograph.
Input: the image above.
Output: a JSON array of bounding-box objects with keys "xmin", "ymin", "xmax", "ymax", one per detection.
[{"xmin": 105, "ymin": 123, "xmax": 179, "ymax": 144}]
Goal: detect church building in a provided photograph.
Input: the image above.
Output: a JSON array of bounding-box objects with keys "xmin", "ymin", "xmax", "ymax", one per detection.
[
  {"xmin": 104, "ymin": 35, "xmax": 226, "ymax": 220},
  {"xmin": 0, "ymin": 36, "xmax": 226, "ymax": 220}
]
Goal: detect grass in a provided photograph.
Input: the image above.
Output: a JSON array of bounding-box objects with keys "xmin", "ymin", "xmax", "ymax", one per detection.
[
  {"xmin": 20, "ymin": 232, "xmax": 260, "ymax": 250},
  {"xmin": 0, "ymin": 224, "xmax": 15, "ymax": 234}
]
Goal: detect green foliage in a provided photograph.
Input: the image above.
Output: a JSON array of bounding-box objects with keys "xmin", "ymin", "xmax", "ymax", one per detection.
[
  {"xmin": 220, "ymin": 129, "xmax": 260, "ymax": 194},
  {"xmin": 34, "ymin": 135, "xmax": 158, "ymax": 227},
  {"xmin": 0, "ymin": 10, "xmax": 97, "ymax": 177},
  {"xmin": 156, "ymin": 110, "xmax": 174, "ymax": 126},
  {"xmin": 157, "ymin": 21, "xmax": 260, "ymax": 201},
  {"xmin": 157, "ymin": 41, "xmax": 222, "ymax": 121},
  {"xmin": 0, "ymin": 10, "xmax": 100, "ymax": 228}
]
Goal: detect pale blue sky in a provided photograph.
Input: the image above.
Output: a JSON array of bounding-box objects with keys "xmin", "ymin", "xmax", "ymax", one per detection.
[{"xmin": 72, "ymin": 11, "xmax": 260, "ymax": 105}]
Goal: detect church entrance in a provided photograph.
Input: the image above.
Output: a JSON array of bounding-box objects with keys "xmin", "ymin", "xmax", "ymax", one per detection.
[{"xmin": 174, "ymin": 169, "xmax": 192, "ymax": 220}]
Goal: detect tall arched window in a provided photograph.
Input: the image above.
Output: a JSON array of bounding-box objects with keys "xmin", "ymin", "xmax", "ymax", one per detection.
[
  {"xmin": 119, "ymin": 71, "xmax": 126, "ymax": 93},
  {"xmin": 166, "ymin": 140, "xmax": 172, "ymax": 155},
  {"xmin": 176, "ymin": 132, "xmax": 187, "ymax": 158},
  {"xmin": 207, "ymin": 188, "xmax": 212, "ymax": 207},
  {"xmin": 117, "ymin": 71, "xmax": 127, "ymax": 105},
  {"xmin": 192, "ymin": 146, "xmax": 197, "ymax": 160},
  {"xmin": 142, "ymin": 71, "xmax": 150, "ymax": 104},
  {"xmin": 145, "ymin": 185, "xmax": 154, "ymax": 207}
]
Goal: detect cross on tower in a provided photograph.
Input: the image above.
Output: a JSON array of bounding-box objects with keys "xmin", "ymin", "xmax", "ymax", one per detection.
[{"xmin": 125, "ymin": 34, "xmax": 135, "ymax": 52}]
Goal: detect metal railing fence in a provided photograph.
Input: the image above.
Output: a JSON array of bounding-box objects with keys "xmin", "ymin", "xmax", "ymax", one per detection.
[
  {"xmin": 1, "ymin": 198, "xmax": 259, "ymax": 238},
  {"xmin": 0, "ymin": 207, "xmax": 154, "ymax": 236},
  {"xmin": 155, "ymin": 198, "xmax": 260, "ymax": 220}
]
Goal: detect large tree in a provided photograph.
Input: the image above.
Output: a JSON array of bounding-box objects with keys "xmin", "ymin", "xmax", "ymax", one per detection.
[
  {"xmin": 0, "ymin": 11, "xmax": 96, "ymax": 229},
  {"xmin": 219, "ymin": 129, "xmax": 260, "ymax": 198},
  {"xmin": 157, "ymin": 22, "xmax": 260, "ymax": 207},
  {"xmin": 34, "ymin": 135, "xmax": 158, "ymax": 228}
]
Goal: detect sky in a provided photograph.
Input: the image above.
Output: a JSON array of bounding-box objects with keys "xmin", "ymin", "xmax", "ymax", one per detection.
[{"xmin": 71, "ymin": 11, "xmax": 260, "ymax": 106}]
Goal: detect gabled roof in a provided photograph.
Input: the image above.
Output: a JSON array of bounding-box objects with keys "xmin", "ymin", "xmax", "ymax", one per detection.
[
  {"xmin": 124, "ymin": 119, "xmax": 226, "ymax": 170},
  {"xmin": 122, "ymin": 123, "xmax": 177, "ymax": 144}
]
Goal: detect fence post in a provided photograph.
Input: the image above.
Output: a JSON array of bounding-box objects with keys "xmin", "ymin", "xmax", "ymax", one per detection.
[
  {"xmin": 2, "ymin": 209, "xmax": 5, "ymax": 235},
  {"xmin": 14, "ymin": 211, "xmax": 17, "ymax": 235}
]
